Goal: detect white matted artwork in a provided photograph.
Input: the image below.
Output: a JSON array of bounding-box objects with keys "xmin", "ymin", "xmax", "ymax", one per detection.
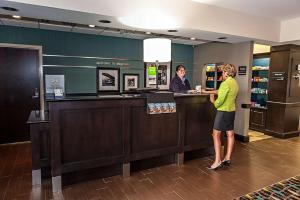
[
  {"xmin": 97, "ymin": 67, "xmax": 120, "ymax": 94},
  {"xmin": 123, "ymin": 74, "xmax": 139, "ymax": 92},
  {"xmin": 45, "ymin": 75, "xmax": 65, "ymax": 94}
]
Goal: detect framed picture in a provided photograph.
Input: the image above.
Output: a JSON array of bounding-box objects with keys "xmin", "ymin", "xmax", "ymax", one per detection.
[
  {"xmin": 144, "ymin": 62, "xmax": 171, "ymax": 90},
  {"xmin": 44, "ymin": 74, "xmax": 65, "ymax": 96},
  {"xmin": 123, "ymin": 74, "xmax": 139, "ymax": 92},
  {"xmin": 97, "ymin": 67, "xmax": 120, "ymax": 95}
]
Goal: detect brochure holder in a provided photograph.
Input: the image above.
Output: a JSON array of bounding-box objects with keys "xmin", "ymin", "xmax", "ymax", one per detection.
[{"xmin": 144, "ymin": 91, "xmax": 176, "ymax": 114}]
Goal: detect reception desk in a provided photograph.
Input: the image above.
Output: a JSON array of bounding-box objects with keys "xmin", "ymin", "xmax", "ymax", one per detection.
[{"xmin": 27, "ymin": 93, "xmax": 216, "ymax": 192}]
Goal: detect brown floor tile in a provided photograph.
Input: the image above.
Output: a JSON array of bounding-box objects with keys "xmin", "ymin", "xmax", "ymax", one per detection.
[{"xmin": 0, "ymin": 137, "xmax": 300, "ymax": 200}]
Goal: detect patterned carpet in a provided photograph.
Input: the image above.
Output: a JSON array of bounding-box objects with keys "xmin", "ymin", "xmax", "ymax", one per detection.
[{"xmin": 235, "ymin": 175, "xmax": 300, "ymax": 200}]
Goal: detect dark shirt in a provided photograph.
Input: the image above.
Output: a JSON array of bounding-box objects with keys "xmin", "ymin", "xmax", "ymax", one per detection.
[{"xmin": 169, "ymin": 75, "xmax": 191, "ymax": 93}]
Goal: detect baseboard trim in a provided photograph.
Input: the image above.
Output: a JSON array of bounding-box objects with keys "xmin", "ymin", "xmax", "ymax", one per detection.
[
  {"xmin": 264, "ymin": 129, "xmax": 300, "ymax": 139},
  {"xmin": 234, "ymin": 134, "xmax": 249, "ymax": 143},
  {"xmin": 250, "ymin": 128, "xmax": 300, "ymax": 139},
  {"xmin": 0, "ymin": 141, "xmax": 30, "ymax": 146}
]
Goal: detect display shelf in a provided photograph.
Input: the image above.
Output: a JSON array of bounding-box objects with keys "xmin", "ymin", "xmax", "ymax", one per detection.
[
  {"xmin": 205, "ymin": 63, "xmax": 216, "ymax": 89},
  {"xmin": 205, "ymin": 63, "xmax": 224, "ymax": 90},
  {"xmin": 251, "ymin": 56, "xmax": 270, "ymax": 108},
  {"xmin": 251, "ymin": 106, "xmax": 267, "ymax": 109},
  {"xmin": 252, "ymin": 69, "xmax": 269, "ymax": 71},
  {"xmin": 251, "ymin": 92, "xmax": 267, "ymax": 94}
]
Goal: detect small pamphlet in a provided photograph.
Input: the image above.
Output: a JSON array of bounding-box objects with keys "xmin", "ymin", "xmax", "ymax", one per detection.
[{"xmin": 54, "ymin": 88, "xmax": 64, "ymax": 98}]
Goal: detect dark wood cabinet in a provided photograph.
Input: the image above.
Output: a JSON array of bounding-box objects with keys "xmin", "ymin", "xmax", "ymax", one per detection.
[
  {"xmin": 27, "ymin": 111, "xmax": 51, "ymax": 170},
  {"xmin": 263, "ymin": 44, "xmax": 300, "ymax": 138},
  {"xmin": 249, "ymin": 107, "xmax": 266, "ymax": 131}
]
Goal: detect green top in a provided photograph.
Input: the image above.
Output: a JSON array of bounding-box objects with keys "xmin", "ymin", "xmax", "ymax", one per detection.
[{"xmin": 214, "ymin": 77, "xmax": 239, "ymax": 112}]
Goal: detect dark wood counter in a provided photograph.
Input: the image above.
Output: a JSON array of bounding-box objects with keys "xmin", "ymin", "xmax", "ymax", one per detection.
[
  {"xmin": 27, "ymin": 110, "xmax": 50, "ymax": 186},
  {"xmin": 28, "ymin": 94, "xmax": 216, "ymax": 192}
]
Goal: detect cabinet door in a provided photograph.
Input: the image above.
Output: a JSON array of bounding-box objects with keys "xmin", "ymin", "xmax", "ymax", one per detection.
[
  {"xmin": 250, "ymin": 108, "xmax": 266, "ymax": 129},
  {"xmin": 289, "ymin": 57, "xmax": 300, "ymax": 99}
]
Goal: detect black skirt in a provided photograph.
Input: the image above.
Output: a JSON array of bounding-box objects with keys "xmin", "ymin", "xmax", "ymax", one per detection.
[{"xmin": 213, "ymin": 111, "xmax": 235, "ymax": 131}]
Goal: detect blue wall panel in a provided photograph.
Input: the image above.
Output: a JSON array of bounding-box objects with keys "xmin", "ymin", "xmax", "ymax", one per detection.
[{"xmin": 0, "ymin": 25, "xmax": 194, "ymax": 94}]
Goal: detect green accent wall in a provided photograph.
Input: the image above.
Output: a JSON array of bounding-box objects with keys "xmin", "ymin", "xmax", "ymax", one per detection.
[{"xmin": 0, "ymin": 25, "xmax": 194, "ymax": 94}]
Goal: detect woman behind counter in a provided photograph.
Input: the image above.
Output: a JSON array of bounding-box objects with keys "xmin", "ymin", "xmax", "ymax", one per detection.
[
  {"xmin": 170, "ymin": 65, "xmax": 191, "ymax": 93},
  {"xmin": 202, "ymin": 64, "xmax": 239, "ymax": 170}
]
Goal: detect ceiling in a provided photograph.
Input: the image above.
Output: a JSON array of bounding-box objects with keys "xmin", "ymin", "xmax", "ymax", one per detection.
[
  {"xmin": 192, "ymin": 0, "xmax": 300, "ymax": 21},
  {"xmin": 0, "ymin": 0, "xmax": 300, "ymax": 45}
]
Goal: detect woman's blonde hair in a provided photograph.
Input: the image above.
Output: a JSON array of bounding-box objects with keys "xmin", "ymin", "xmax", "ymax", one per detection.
[{"xmin": 221, "ymin": 64, "xmax": 237, "ymax": 77}]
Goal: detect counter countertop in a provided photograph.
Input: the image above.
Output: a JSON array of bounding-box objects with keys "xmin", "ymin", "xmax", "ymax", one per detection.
[
  {"xmin": 46, "ymin": 93, "xmax": 209, "ymax": 102},
  {"xmin": 27, "ymin": 110, "xmax": 50, "ymax": 124}
]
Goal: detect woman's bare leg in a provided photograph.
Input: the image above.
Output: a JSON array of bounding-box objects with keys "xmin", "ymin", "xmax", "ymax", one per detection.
[
  {"xmin": 223, "ymin": 130, "xmax": 234, "ymax": 161},
  {"xmin": 211, "ymin": 129, "xmax": 222, "ymax": 168}
]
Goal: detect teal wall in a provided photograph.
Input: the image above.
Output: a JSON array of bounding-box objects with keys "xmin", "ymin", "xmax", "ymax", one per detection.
[{"xmin": 0, "ymin": 25, "xmax": 194, "ymax": 94}]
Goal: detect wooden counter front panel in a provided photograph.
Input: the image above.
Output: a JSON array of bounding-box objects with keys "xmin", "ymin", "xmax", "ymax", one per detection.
[
  {"xmin": 50, "ymin": 100, "xmax": 127, "ymax": 175},
  {"xmin": 60, "ymin": 107, "xmax": 124, "ymax": 164},
  {"xmin": 48, "ymin": 96, "xmax": 214, "ymax": 176},
  {"xmin": 184, "ymin": 100, "xmax": 214, "ymax": 151},
  {"xmin": 30, "ymin": 123, "xmax": 50, "ymax": 170},
  {"xmin": 130, "ymin": 106, "xmax": 179, "ymax": 160}
]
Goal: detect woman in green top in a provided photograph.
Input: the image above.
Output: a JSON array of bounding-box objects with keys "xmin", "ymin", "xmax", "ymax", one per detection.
[{"xmin": 203, "ymin": 64, "xmax": 239, "ymax": 170}]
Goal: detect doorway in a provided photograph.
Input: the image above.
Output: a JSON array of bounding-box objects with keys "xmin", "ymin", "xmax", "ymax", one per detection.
[{"xmin": 0, "ymin": 44, "xmax": 42, "ymax": 144}]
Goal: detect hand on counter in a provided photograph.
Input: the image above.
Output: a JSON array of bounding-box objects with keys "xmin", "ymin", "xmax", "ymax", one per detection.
[
  {"xmin": 201, "ymin": 89, "xmax": 218, "ymax": 95},
  {"xmin": 209, "ymin": 94, "xmax": 216, "ymax": 104}
]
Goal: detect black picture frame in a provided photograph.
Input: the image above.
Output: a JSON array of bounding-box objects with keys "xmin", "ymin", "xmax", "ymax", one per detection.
[
  {"xmin": 97, "ymin": 67, "xmax": 120, "ymax": 95},
  {"xmin": 123, "ymin": 73, "xmax": 139, "ymax": 93}
]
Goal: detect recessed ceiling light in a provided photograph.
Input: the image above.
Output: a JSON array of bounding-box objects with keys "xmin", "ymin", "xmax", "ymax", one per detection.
[
  {"xmin": 190, "ymin": 37, "xmax": 196, "ymax": 40},
  {"xmin": 12, "ymin": 15, "xmax": 21, "ymax": 19},
  {"xmin": 1, "ymin": 7, "xmax": 18, "ymax": 12},
  {"xmin": 89, "ymin": 24, "xmax": 95, "ymax": 28},
  {"xmin": 145, "ymin": 32, "xmax": 151, "ymax": 35},
  {"xmin": 168, "ymin": 30, "xmax": 178, "ymax": 32},
  {"xmin": 218, "ymin": 37, "xmax": 227, "ymax": 40},
  {"xmin": 99, "ymin": 20, "xmax": 111, "ymax": 24}
]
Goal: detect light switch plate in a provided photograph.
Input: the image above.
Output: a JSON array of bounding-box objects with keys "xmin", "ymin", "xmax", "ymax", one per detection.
[{"xmin": 297, "ymin": 64, "xmax": 300, "ymax": 71}]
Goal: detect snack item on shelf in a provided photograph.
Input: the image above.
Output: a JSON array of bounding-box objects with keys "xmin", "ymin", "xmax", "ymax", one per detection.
[
  {"xmin": 207, "ymin": 77, "xmax": 214, "ymax": 81},
  {"xmin": 252, "ymin": 66, "xmax": 269, "ymax": 70},
  {"xmin": 206, "ymin": 65, "xmax": 215, "ymax": 72}
]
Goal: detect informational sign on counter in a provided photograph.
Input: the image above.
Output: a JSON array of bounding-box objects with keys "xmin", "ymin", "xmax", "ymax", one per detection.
[{"xmin": 271, "ymin": 72, "xmax": 285, "ymax": 81}]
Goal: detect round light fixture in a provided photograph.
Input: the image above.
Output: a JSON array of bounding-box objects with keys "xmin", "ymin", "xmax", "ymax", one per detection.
[
  {"xmin": 167, "ymin": 30, "xmax": 178, "ymax": 32},
  {"xmin": 89, "ymin": 24, "xmax": 95, "ymax": 28},
  {"xmin": 145, "ymin": 32, "xmax": 152, "ymax": 35},
  {"xmin": 1, "ymin": 7, "xmax": 18, "ymax": 12},
  {"xmin": 218, "ymin": 37, "xmax": 227, "ymax": 40},
  {"xmin": 190, "ymin": 37, "xmax": 196, "ymax": 40},
  {"xmin": 143, "ymin": 38, "xmax": 171, "ymax": 62}
]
